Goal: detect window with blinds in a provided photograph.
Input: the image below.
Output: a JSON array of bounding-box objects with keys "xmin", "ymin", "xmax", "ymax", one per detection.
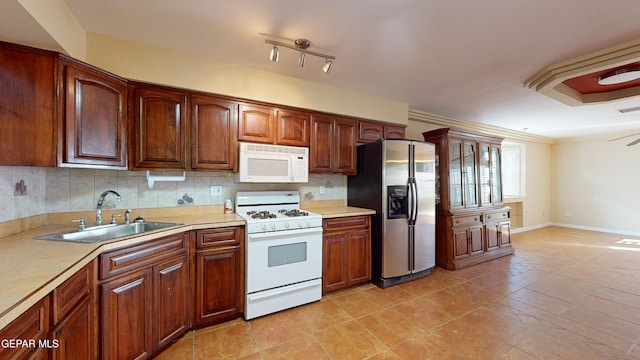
[{"xmin": 502, "ymin": 143, "xmax": 525, "ymax": 198}]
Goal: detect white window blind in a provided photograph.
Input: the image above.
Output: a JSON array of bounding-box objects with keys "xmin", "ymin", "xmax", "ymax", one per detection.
[{"xmin": 502, "ymin": 143, "xmax": 525, "ymax": 198}]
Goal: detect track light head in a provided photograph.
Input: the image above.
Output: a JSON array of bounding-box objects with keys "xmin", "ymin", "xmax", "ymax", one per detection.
[
  {"xmin": 323, "ymin": 59, "xmax": 333, "ymax": 73},
  {"xmin": 269, "ymin": 45, "xmax": 279, "ymax": 62}
]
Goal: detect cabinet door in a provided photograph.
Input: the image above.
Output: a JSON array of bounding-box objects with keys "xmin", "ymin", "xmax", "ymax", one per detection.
[
  {"xmin": 131, "ymin": 84, "xmax": 187, "ymax": 169},
  {"xmin": 190, "ymin": 95, "xmax": 238, "ymax": 171},
  {"xmin": 357, "ymin": 120, "xmax": 384, "ymax": 142},
  {"xmin": 276, "ymin": 109, "xmax": 309, "ymax": 146},
  {"xmin": 0, "ymin": 44, "xmax": 55, "ymax": 166},
  {"xmin": 347, "ymin": 229, "xmax": 371, "ymax": 285},
  {"xmin": 50, "ymin": 294, "xmax": 94, "ymax": 360},
  {"xmin": 485, "ymin": 223, "xmax": 500, "ymax": 252},
  {"xmin": 60, "ymin": 60, "xmax": 127, "ymax": 169},
  {"xmin": 449, "ymin": 140, "xmax": 464, "ymax": 208},
  {"xmin": 491, "ymin": 145, "xmax": 503, "ymax": 204},
  {"xmin": 323, "ymin": 232, "xmax": 348, "ymax": 294},
  {"xmin": 0, "ymin": 296, "xmax": 50, "ymax": 360},
  {"xmin": 238, "ymin": 103, "xmax": 275, "ymax": 144},
  {"xmin": 463, "ymin": 141, "xmax": 478, "ymax": 208},
  {"xmin": 101, "ymin": 269, "xmax": 153, "ymax": 360},
  {"xmin": 469, "ymin": 226, "xmax": 484, "ymax": 255},
  {"xmin": 334, "ymin": 118, "xmax": 357, "ymax": 174},
  {"xmin": 452, "ymin": 227, "xmax": 470, "ymax": 260},
  {"xmin": 310, "ymin": 114, "xmax": 334, "ymax": 173},
  {"xmin": 499, "ymin": 221, "xmax": 511, "ymax": 247},
  {"xmin": 195, "ymin": 246, "xmax": 243, "ymax": 326},
  {"xmin": 384, "ymin": 125, "xmax": 405, "ymax": 139},
  {"xmin": 153, "ymin": 255, "xmax": 190, "ymax": 351}
]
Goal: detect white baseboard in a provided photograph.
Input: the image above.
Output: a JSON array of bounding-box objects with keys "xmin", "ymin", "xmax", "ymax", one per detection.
[{"xmin": 512, "ymin": 222, "xmax": 640, "ymax": 237}]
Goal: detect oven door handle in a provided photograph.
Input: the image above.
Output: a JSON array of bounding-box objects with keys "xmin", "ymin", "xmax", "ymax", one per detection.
[
  {"xmin": 248, "ymin": 227, "xmax": 323, "ymax": 240},
  {"xmin": 247, "ymin": 279, "xmax": 322, "ymax": 301}
]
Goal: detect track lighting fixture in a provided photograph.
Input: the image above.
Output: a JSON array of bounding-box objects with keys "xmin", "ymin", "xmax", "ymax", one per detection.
[
  {"xmin": 265, "ymin": 38, "xmax": 335, "ymax": 73},
  {"xmin": 269, "ymin": 45, "xmax": 279, "ymax": 62},
  {"xmin": 323, "ymin": 59, "xmax": 333, "ymax": 73}
]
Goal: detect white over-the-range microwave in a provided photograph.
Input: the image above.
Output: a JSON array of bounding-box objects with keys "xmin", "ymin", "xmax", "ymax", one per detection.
[{"xmin": 238, "ymin": 142, "xmax": 309, "ymax": 183}]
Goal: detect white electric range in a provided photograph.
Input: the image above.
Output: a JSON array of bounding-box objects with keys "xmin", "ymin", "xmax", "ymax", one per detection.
[{"xmin": 235, "ymin": 191, "xmax": 323, "ymax": 319}]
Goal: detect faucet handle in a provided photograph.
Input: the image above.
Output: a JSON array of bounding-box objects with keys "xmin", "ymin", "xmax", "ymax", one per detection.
[
  {"xmin": 110, "ymin": 214, "xmax": 121, "ymax": 224},
  {"xmin": 124, "ymin": 209, "xmax": 132, "ymax": 224},
  {"xmin": 72, "ymin": 218, "xmax": 86, "ymax": 232}
]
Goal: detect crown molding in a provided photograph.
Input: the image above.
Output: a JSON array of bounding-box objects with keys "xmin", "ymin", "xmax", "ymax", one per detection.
[{"xmin": 408, "ymin": 109, "xmax": 555, "ymax": 144}]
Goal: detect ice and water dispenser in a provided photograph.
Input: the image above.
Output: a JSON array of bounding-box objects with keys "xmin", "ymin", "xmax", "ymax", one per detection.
[{"xmin": 387, "ymin": 185, "xmax": 409, "ymax": 219}]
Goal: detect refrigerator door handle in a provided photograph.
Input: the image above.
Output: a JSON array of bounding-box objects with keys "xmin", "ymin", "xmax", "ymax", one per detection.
[{"xmin": 409, "ymin": 179, "xmax": 418, "ymax": 225}]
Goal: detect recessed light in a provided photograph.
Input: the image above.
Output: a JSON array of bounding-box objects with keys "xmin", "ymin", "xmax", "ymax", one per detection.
[{"xmin": 598, "ymin": 66, "xmax": 640, "ymax": 85}]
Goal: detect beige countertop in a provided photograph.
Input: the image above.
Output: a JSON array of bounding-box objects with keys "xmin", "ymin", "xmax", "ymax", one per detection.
[
  {"xmin": 0, "ymin": 213, "xmax": 243, "ymax": 330},
  {"xmin": 0, "ymin": 204, "xmax": 375, "ymax": 331}
]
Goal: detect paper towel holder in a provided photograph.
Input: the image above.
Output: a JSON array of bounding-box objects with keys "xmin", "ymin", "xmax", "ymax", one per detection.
[{"xmin": 146, "ymin": 171, "xmax": 186, "ymax": 189}]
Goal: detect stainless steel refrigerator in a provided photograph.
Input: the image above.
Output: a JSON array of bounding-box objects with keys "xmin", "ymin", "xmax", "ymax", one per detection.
[{"xmin": 347, "ymin": 139, "xmax": 436, "ymax": 288}]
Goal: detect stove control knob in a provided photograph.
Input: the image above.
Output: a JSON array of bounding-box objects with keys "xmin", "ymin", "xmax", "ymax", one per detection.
[
  {"xmin": 285, "ymin": 222, "xmax": 290, "ymax": 229},
  {"xmin": 305, "ymin": 220, "xmax": 311, "ymax": 227},
  {"xmin": 261, "ymin": 224, "xmax": 267, "ymax": 231},
  {"xmin": 298, "ymin": 221, "xmax": 303, "ymax": 228},
  {"xmin": 271, "ymin": 223, "xmax": 276, "ymax": 230}
]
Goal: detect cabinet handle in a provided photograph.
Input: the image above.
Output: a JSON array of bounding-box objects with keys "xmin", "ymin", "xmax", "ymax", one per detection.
[
  {"xmin": 486, "ymin": 216, "xmax": 490, "ymax": 220},
  {"xmin": 455, "ymin": 220, "xmax": 460, "ymax": 224},
  {"xmin": 474, "ymin": 217, "xmax": 479, "ymax": 221}
]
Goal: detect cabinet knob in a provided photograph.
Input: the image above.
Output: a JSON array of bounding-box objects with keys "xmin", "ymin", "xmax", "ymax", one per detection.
[
  {"xmin": 474, "ymin": 217, "xmax": 479, "ymax": 221},
  {"xmin": 486, "ymin": 216, "xmax": 490, "ymax": 220},
  {"xmin": 455, "ymin": 220, "xmax": 460, "ymax": 224}
]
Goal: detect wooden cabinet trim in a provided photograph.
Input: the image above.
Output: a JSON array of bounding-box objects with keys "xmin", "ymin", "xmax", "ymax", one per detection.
[
  {"xmin": 0, "ymin": 295, "xmax": 50, "ymax": 360},
  {"xmin": 196, "ymin": 228, "xmax": 241, "ymax": 249}
]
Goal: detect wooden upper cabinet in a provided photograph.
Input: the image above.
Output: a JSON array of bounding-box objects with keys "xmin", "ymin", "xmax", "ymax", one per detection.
[
  {"xmin": 276, "ymin": 109, "xmax": 310, "ymax": 146},
  {"xmin": 310, "ymin": 114, "xmax": 334, "ymax": 173},
  {"xmin": 59, "ymin": 58, "xmax": 128, "ymax": 169},
  {"xmin": 357, "ymin": 120, "xmax": 406, "ymax": 143},
  {"xmin": 238, "ymin": 103, "xmax": 275, "ymax": 144},
  {"xmin": 334, "ymin": 118, "xmax": 357, "ymax": 174},
  {"xmin": 191, "ymin": 95, "xmax": 238, "ymax": 171},
  {"xmin": 310, "ymin": 115, "xmax": 356, "ymax": 174},
  {"xmin": 130, "ymin": 83, "xmax": 188, "ymax": 169},
  {"xmin": 384, "ymin": 124, "xmax": 406, "ymax": 139},
  {"xmin": 0, "ymin": 41, "xmax": 56, "ymax": 167}
]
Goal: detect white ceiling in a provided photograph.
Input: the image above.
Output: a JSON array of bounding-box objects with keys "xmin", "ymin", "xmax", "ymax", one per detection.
[{"xmin": 6, "ymin": 0, "xmax": 640, "ymax": 139}]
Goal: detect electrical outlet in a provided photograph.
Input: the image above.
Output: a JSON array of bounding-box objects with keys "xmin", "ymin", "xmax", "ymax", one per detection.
[
  {"xmin": 564, "ymin": 211, "xmax": 573, "ymax": 218},
  {"xmin": 210, "ymin": 185, "xmax": 223, "ymax": 196},
  {"xmin": 319, "ymin": 186, "xmax": 325, "ymax": 194}
]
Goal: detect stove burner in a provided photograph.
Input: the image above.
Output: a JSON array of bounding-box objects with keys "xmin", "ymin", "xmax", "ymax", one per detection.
[
  {"xmin": 278, "ymin": 209, "xmax": 309, "ymax": 217},
  {"xmin": 247, "ymin": 211, "xmax": 277, "ymax": 219}
]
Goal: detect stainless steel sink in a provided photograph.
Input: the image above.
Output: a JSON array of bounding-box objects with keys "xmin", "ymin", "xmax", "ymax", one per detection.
[{"xmin": 36, "ymin": 222, "xmax": 182, "ymax": 243}]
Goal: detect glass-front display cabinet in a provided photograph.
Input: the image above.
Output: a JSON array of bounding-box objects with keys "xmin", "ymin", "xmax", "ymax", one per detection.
[{"xmin": 422, "ymin": 128, "xmax": 513, "ymax": 270}]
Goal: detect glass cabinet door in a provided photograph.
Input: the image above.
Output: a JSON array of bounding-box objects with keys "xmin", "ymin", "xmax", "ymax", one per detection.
[
  {"xmin": 463, "ymin": 142, "xmax": 477, "ymax": 207},
  {"xmin": 479, "ymin": 145, "xmax": 491, "ymax": 205},
  {"xmin": 449, "ymin": 141, "xmax": 463, "ymax": 207},
  {"xmin": 491, "ymin": 146, "xmax": 502, "ymax": 203}
]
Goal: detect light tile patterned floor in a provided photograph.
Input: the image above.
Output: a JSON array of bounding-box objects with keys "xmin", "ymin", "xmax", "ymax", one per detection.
[{"xmin": 156, "ymin": 226, "xmax": 640, "ymax": 359}]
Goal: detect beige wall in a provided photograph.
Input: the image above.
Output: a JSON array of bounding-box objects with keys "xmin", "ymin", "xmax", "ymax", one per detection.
[
  {"xmin": 551, "ymin": 135, "xmax": 640, "ymax": 234},
  {"xmin": 85, "ymin": 33, "xmax": 408, "ymax": 125}
]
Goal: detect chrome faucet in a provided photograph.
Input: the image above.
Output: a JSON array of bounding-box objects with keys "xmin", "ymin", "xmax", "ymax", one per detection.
[{"xmin": 96, "ymin": 190, "xmax": 121, "ymax": 226}]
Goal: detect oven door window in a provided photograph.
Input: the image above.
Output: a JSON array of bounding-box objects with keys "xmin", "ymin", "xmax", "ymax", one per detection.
[{"xmin": 268, "ymin": 242, "xmax": 307, "ymax": 267}]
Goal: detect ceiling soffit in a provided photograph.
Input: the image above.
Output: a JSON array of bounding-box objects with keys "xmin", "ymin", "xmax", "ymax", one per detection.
[{"xmin": 525, "ymin": 38, "xmax": 640, "ymax": 106}]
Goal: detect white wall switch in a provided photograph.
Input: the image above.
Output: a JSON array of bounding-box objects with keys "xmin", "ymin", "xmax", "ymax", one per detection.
[{"xmin": 319, "ymin": 186, "xmax": 325, "ymax": 194}]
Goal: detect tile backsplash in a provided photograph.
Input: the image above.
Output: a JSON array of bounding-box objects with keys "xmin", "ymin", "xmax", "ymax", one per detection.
[{"xmin": 0, "ymin": 166, "xmax": 346, "ymax": 223}]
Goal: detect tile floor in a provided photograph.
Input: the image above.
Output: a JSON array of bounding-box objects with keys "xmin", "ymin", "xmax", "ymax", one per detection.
[{"xmin": 156, "ymin": 226, "xmax": 640, "ymax": 359}]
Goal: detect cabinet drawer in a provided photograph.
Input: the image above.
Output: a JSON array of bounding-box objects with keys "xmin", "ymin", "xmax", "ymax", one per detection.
[
  {"xmin": 485, "ymin": 210, "xmax": 509, "ymax": 222},
  {"xmin": 100, "ymin": 233, "xmax": 188, "ymax": 279},
  {"xmin": 196, "ymin": 227, "xmax": 241, "ymax": 249},
  {"xmin": 323, "ymin": 216, "xmax": 370, "ymax": 232},
  {"xmin": 452, "ymin": 214, "xmax": 482, "ymax": 227},
  {"xmin": 53, "ymin": 260, "xmax": 94, "ymax": 323}
]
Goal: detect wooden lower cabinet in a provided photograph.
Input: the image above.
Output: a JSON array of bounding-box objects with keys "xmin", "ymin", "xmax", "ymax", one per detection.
[
  {"xmin": 0, "ymin": 296, "xmax": 50, "ymax": 360},
  {"xmin": 99, "ymin": 232, "xmax": 190, "ymax": 360},
  {"xmin": 193, "ymin": 227, "xmax": 244, "ymax": 328},
  {"xmin": 50, "ymin": 294, "xmax": 94, "ymax": 360},
  {"xmin": 322, "ymin": 216, "xmax": 371, "ymax": 294},
  {"xmin": 153, "ymin": 255, "xmax": 190, "ymax": 351},
  {"xmin": 438, "ymin": 209, "xmax": 514, "ymax": 270}
]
